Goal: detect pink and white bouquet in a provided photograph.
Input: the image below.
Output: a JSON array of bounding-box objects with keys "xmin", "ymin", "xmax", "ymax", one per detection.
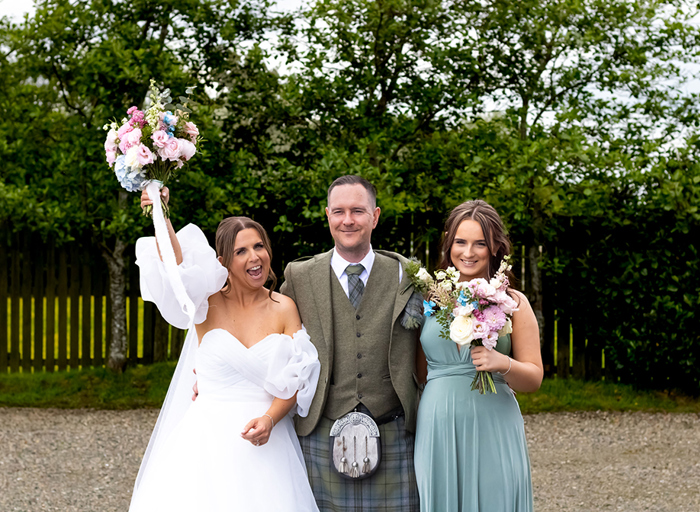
[
  {"xmin": 103, "ymin": 79, "xmax": 200, "ymax": 216},
  {"xmin": 406, "ymin": 256, "xmax": 518, "ymax": 394}
]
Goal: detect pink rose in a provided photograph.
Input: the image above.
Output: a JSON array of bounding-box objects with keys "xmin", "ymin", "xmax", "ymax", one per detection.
[
  {"xmin": 106, "ymin": 148, "xmax": 117, "ymax": 166},
  {"xmin": 119, "ymin": 127, "xmax": 142, "ymax": 153},
  {"xmin": 104, "ymin": 130, "xmax": 118, "ymax": 152},
  {"xmin": 158, "ymin": 137, "xmax": 181, "ymax": 161},
  {"xmin": 179, "ymin": 139, "xmax": 196, "ymax": 161},
  {"xmin": 493, "ymin": 291, "xmax": 518, "ymax": 315},
  {"xmin": 136, "ymin": 144, "xmax": 154, "ymax": 166},
  {"xmin": 151, "ymin": 130, "xmax": 170, "ymax": 148},
  {"xmin": 117, "ymin": 123, "xmax": 132, "ymax": 140},
  {"xmin": 127, "ymin": 106, "xmax": 138, "ymax": 115},
  {"xmin": 184, "ymin": 122, "xmax": 199, "ymax": 142}
]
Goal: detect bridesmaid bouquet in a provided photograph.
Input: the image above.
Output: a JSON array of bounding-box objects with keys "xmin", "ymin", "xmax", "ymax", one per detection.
[
  {"xmin": 405, "ymin": 257, "xmax": 518, "ymax": 394},
  {"xmin": 103, "ymin": 79, "xmax": 200, "ymax": 217}
]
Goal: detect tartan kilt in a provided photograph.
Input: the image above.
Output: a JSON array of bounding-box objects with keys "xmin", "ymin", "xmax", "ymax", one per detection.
[{"xmin": 299, "ymin": 415, "xmax": 419, "ymax": 512}]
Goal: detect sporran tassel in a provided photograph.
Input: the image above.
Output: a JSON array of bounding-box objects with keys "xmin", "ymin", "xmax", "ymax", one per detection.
[
  {"xmin": 350, "ymin": 436, "xmax": 360, "ymax": 478},
  {"xmin": 362, "ymin": 435, "xmax": 371, "ymax": 473},
  {"xmin": 339, "ymin": 436, "xmax": 349, "ymax": 474}
]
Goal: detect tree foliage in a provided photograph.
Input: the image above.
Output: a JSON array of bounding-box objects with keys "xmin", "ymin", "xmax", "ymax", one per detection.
[{"xmin": 1, "ymin": 0, "xmax": 699, "ymax": 391}]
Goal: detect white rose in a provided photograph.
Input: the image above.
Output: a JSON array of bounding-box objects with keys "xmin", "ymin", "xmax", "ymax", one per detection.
[
  {"xmin": 124, "ymin": 145, "xmax": 142, "ymax": 169},
  {"xmin": 416, "ymin": 267, "xmax": 433, "ymax": 285},
  {"xmin": 450, "ymin": 314, "xmax": 474, "ymax": 346},
  {"xmin": 498, "ymin": 318, "xmax": 513, "ymax": 337}
]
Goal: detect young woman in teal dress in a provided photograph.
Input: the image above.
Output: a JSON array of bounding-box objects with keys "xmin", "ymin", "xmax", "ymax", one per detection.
[{"xmin": 414, "ymin": 200, "xmax": 543, "ymax": 511}]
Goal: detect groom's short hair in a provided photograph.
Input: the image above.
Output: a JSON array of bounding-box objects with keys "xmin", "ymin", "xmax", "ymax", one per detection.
[{"xmin": 327, "ymin": 175, "xmax": 377, "ymax": 209}]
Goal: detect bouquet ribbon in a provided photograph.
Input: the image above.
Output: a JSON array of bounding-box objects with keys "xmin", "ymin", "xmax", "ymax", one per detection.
[{"xmin": 145, "ymin": 180, "xmax": 196, "ymax": 324}]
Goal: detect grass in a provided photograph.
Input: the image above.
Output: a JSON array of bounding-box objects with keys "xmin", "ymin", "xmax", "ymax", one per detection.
[
  {"xmin": 1, "ymin": 367, "xmax": 699, "ymax": 413},
  {"xmin": 0, "ymin": 362, "xmax": 175, "ymax": 409},
  {"xmin": 516, "ymin": 378, "xmax": 700, "ymax": 414}
]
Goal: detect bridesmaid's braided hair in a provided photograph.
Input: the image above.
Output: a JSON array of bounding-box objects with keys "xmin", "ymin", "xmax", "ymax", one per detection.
[
  {"xmin": 216, "ymin": 217, "xmax": 277, "ymax": 300},
  {"xmin": 438, "ymin": 200, "xmax": 515, "ymax": 285}
]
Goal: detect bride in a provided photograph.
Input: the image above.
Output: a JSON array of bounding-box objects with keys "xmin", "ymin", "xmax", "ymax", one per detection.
[{"xmin": 129, "ymin": 187, "xmax": 321, "ymax": 512}]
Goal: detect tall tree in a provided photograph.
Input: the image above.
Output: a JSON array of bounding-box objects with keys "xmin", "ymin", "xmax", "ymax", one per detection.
[{"xmin": 0, "ymin": 0, "xmax": 273, "ymax": 371}]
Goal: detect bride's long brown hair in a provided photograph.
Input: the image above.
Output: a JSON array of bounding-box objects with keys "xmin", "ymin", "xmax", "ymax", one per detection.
[
  {"xmin": 438, "ymin": 200, "xmax": 515, "ymax": 285},
  {"xmin": 215, "ymin": 217, "xmax": 277, "ymax": 299}
]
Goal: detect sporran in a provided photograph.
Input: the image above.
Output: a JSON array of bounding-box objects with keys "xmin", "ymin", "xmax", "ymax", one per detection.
[{"xmin": 329, "ymin": 411, "xmax": 381, "ymax": 480}]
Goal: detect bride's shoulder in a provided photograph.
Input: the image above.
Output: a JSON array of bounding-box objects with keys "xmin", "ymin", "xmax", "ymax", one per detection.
[{"xmin": 269, "ymin": 292, "xmax": 302, "ymax": 334}]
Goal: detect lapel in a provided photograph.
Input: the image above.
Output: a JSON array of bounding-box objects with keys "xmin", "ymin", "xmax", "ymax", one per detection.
[
  {"xmin": 391, "ymin": 261, "xmax": 413, "ymax": 328},
  {"xmin": 308, "ymin": 250, "xmax": 334, "ymax": 356}
]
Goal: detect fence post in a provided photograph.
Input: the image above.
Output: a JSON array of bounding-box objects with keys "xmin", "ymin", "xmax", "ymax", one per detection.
[
  {"xmin": 33, "ymin": 238, "xmax": 44, "ymax": 372},
  {"xmin": 46, "ymin": 244, "xmax": 56, "ymax": 373},
  {"xmin": 572, "ymin": 322, "xmax": 586, "ymax": 379},
  {"xmin": 93, "ymin": 265, "xmax": 103, "ymax": 367},
  {"xmin": 556, "ymin": 312, "xmax": 571, "ymax": 379},
  {"xmin": 153, "ymin": 310, "xmax": 169, "ymax": 363},
  {"xmin": 142, "ymin": 300, "xmax": 155, "ymax": 365},
  {"xmin": 128, "ymin": 267, "xmax": 139, "ymax": 364},
  {"xmin": 10, "ymin": 233, "xmax": 19, "ymax": 372},
  {"xmin": 541, "ymin": 274, "xmax": 556, "ymax": 378},
  {"xmin": 0, "ymin": 229, "xmax": 7, "ymax": 373},
  {"xmin": 81, "ymin": 250, "xmax": 92, "ymax": 368},
  {"xmin": 21, "ymin": 236, "xmax": 32, "ymax": 372},
  {"xmin": 57, "ymin": 247, "xmax": 68, "ymax": 371},
  {"xmin": 69, "ymin": 246, "xmax": 80, "ymax": 370},
  {"xmin": 585, "ymin": 334, "xmax": 603, "ymax": 381}
]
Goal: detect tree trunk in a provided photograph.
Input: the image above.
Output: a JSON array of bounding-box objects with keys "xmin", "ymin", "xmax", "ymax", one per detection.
[
  {"xmin": 104, "ymin": 236, "xmax": 128, "ymax": 372},
  {"xmin": 528, "ymin": 244, "xmax": 545, "ymax": 346}
]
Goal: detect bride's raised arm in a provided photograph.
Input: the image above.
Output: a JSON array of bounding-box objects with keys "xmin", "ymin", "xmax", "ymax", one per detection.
[{"xmin": 135, "ymin": 188, "xmax": 228, "ymax": 329}]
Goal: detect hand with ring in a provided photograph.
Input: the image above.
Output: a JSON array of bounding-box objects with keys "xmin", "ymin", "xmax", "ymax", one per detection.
[{"xmin": 241, "ymin": 414, "xmax": 274, "ymax": 447}]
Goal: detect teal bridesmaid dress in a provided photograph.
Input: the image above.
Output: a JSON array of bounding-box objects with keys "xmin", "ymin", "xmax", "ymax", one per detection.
[{"xmin": 414, "ymin": 316, "xmax": 534, "ymax": 511}]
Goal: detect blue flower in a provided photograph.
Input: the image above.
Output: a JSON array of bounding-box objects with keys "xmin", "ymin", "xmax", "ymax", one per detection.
[
  {"xmin": 471, "ymin": 300, "xmax": 480, "ymax": 310},
  {"xmin": 114, "ymin": 155, "xmax": 146, "ymax": 192},
  {"xmin": 423, "ymin": 300, "xmax": 436, "ymax": 317},
  {"xmin": 457, "ymin": 291, "xmax": 468, "ymax": 307}
]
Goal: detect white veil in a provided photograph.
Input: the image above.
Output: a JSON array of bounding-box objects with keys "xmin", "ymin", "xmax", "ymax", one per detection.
[{"xmin": 130, "ymin": 182, "xmax": 200, "ymax": 506}]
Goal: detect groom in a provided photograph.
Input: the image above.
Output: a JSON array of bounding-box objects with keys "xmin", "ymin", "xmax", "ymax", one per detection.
[{"xmin": 280, "ymin": 175, "xmax": 420, "ymax": 512}]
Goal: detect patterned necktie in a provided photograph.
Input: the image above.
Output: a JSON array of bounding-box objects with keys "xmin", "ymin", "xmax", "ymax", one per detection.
[{"xmin": 345, "ymin": 264, "xmax": 365, "ymax": 309}]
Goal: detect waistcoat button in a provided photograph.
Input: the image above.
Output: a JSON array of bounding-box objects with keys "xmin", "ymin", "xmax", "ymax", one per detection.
[
  {"xmin": 358, "ymin": 393, "xmax": 363, "ymax": 399},
  {"xmin": 356, "ymin": 332, "xmax": 361, "ymax": 337},
  {"xmin": 356, "ymin": 314, "xmax": 361, "ymax": 320},
  {"xmin": 357, "ymin": 353, "xmax": 362, "ymax": 359},
  {"xmin": 357, "ymin": 373, "xmax": 362, "ymax": 379}
]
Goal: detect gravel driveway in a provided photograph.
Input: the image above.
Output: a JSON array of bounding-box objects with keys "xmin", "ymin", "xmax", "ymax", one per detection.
[{"xmin": 1, "ymin": 408, "xmax": 698, "ymax": 511}]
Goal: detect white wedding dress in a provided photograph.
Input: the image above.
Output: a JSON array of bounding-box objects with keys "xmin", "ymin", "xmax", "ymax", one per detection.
[{"xmin": 129, "ymin": 224, "xmax": 321, "ymax": 512}]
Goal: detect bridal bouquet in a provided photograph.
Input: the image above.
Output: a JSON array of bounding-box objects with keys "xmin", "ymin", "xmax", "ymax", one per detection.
[
  {"xmin": 406, "ymin": 257, "xmax": 518, "ymax": 394},
  {"xmin": 103, "ymin": 79, "xmax": 200, "ymax": 216}
]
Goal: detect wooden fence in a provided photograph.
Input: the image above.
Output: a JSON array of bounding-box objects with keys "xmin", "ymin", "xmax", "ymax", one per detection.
[
  {"xmin": 0, "ymin": 231, "xmax": 184, "ymax": 373},
  {"xmin": 1, "ymin": 231, "xmax": 611, "ymax": 379}
]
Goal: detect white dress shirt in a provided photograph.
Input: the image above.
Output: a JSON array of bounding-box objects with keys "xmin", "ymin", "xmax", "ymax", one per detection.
[{"xmin": 330, "ymin": 246, "xmax": 402, "ymax": 298}]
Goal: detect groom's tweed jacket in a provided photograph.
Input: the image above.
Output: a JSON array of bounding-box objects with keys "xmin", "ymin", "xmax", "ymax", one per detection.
[{"xmin": 280, "ymin": 249, "xmax": 419, "ymax": 437}]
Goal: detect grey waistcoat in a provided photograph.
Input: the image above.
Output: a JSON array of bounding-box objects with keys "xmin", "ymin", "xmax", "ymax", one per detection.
[{"xmin": 323, "ymin": 254, "xmax": 402, "ymax": 420}]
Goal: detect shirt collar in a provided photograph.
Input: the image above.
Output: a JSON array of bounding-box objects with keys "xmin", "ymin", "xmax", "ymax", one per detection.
[{"xmin": 330, "ymin": 245, "xmax": 375, "ymax": 277}]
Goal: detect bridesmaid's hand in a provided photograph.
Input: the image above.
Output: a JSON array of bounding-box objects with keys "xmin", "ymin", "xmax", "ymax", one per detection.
[
  {"xmin": 140, "ymin": 186, "xmax": 170, "ymax": 209},
  {"xmin": 470, "ymin": 346, "xmax": 510, "ymax": 374},
  {"xmin": 241, "ymin": 415, "xmax": 274, "ymax": 447}
]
